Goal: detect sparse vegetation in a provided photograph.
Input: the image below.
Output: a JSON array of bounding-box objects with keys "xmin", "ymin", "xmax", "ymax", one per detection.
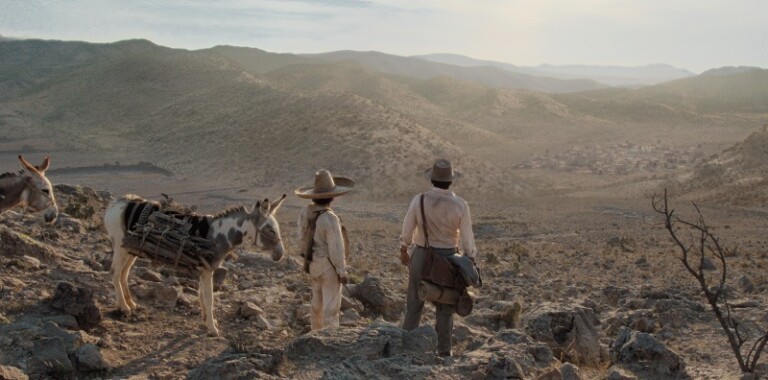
[
  {"xmin": 63, "ymin": 198, "xmax": 95, "ymax": 220},
  {"xmin": 227, "ymin": 334, "xmax": 257, "ymax": 354},
  {"xmin": 653, "ymin": 189, "xmax": 768, "ymax": 374}
]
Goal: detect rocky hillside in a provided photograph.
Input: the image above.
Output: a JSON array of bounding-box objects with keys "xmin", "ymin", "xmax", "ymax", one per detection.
[
  {"xmin": 677, "ymin": 126, "xmax": 768, "ymax": 207},
  {"xmin": 0, "ymin": 39, "xmax": 523, "ymax": 200},
  {"xmin": 2, "ymin": 38, "xmax": 768, "ymax": 201},
  {"xmin": 2, "ymin": 185, "xmax": 768, "ymax": 379}
]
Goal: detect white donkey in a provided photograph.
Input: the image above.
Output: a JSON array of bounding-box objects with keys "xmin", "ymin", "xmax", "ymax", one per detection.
[
  {"xmin": 0, "ymin": 155, "xmax": 58, "ymax": 224},
  {"xmin": 104, "ymin": 194, "xmax": 286, "ymax": 336}
]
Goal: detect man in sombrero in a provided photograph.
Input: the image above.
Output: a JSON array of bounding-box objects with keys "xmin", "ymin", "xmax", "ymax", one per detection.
[
  {"xmin": 398, "ymin": 159, "xmax": 477, "ymax": 357},
  {"xmin": 295, "ymin": 169, "xmax": 354, "ymax": 330}
]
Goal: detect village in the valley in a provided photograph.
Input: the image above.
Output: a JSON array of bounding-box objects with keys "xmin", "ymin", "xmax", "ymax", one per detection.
[{"xmin": 514, "ymin": 142, "xmax": 706, "ymax": 176}]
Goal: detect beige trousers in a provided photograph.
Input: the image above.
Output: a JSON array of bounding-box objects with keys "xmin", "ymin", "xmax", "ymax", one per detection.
[{"xmin": 309, "ymin": 258, "xmax": 342, "ymax": 330}]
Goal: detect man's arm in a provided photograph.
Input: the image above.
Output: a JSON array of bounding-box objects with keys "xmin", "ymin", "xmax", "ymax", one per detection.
[
  {"xmin": 459, "ymin": 202, "xmax": 477, "ymax": 258},
  {"xmin": 398, "ymin": 196, "xmax": 419, "ymax": 265},
  {"xmin": 324, "ymin": 213, "xmax": 347, "ymax": 278},
  {"xmin": 399, "ymin": 196, "xmax": 419, "ymax": 248}
]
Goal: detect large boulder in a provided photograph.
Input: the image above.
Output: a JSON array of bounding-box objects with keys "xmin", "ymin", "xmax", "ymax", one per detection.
[
  {"xmin": 286, "ymin": 321, "xmax": 410, "ymax": 362},
  {"xmin": 610, "ymin": 327, "xmax": 687, "ymax": 378},
  {"xmin": 321, "ymin": 355, "xmax": 433, "ymax": 380},
  {"xmin": 0, "ymin": 318, "xmax": 110, "ymax": 378},
  {"xmin": 466, "ymin": 300, "xmax": 524, "ymax": 330},
  {"xmin": 49, "ymin": 282, "xmax": 102, "ymax": 330},
  {"xmin": 284, "ymin": 320, "xmax": 438, "ymax": 376},
  {"xmin": 288, "ymin": 325, "xmax": 559, "ymax": 379},
  {"xmin": 30, "ymin": 337, "xmax": 75, "ymax": 376},
  {"xmin": 0, "ymin": 226, "xmax": 57, "ymax": 260},
  {"xmin": 484, "ymin": 353, "xmax": 527, "ymax": 379},
  {"xmin": 602, "ymin": 285, "xmax": 632, "ymax": 307},
  {"xmin": 461, "ymin": 329, "xmax": 559, "ymax": 379},
  {"xmin": 188, "ymin": 353, "xmax": 282, "ymax": 380},
  {"xmin": 74, "ymin": 343, "xmax": 110, "ymax": 372},
  {"xmin": 524, "ymin": 302, "xmax": 609, "ymax": 366},
  {"xmin": 347, "ymin": 276, "xmax": 404, "ymax": 322}
]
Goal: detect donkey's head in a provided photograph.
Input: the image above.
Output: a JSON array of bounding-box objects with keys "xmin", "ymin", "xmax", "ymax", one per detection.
[
  {"xmin": 251, "ymin": 194, "xmax": 286, "ymax": 261},
  {"xmin": 18, "ymin": 155, "xmax": 58, "ymax": 224}
]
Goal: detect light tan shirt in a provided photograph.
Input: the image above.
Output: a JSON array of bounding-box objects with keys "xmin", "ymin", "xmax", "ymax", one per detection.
[
  {"xmin": 399, "ymin": 187, "xmax": 477, "ymax": 258},
  {"xmin": 297, "ymin": 204, "xmax": 347, "ymax": 277}
]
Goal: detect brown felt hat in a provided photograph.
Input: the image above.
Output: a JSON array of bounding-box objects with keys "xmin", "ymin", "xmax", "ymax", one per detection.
[
  {"xmin": 295, "ymin": 169, "xmax": 355, "ymax": 199},
  {"xmin": 424, "ymin": 159, "xmax": 460, "ymax": 182}
]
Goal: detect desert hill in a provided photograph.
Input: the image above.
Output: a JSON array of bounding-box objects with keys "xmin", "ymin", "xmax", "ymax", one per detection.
[
  {"xmin": 261, "ymin": 53, "xmax": 767, "ymax": 133},
  {"xmin": 0, "ymin": 39, "xmax": 522, "ymax": 200},
  {"xmin": 546, "ymin": 68, "xmax": 768, "ymax": 137},
  {"xmin": 2, "ymin": 38, "xmax": 768, "ymax": 200},
  {"xmin": 260, "ymin": 58, "xmax": 768, "ymax": 170},
  {"xmin": 0, "ymin": 39, "xmax": 164, "ymax": 99},
  {"xmin": 676, "ymin": 126, "xmax": 768, "ymax": 207},
  {"xmin": 203, "ymin": 45, "xmax": 312, "ymax": 74},
  {"xmin": 574, "ymin": 67, "xmax": 768, "ymax": 114}
]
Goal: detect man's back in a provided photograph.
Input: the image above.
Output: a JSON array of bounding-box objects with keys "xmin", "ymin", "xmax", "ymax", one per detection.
[{"xmin": 401, "ymin": 187, "xmax": 476, "ymax": 257}]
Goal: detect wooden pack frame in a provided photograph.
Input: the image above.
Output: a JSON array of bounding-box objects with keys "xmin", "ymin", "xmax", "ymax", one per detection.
[{"xmin": 121, "ymin": 210, "xmax": 218, "ymax": 276}]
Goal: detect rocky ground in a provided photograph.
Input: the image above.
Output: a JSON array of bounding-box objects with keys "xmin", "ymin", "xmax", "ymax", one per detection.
[{"xmin": 1, "ymin": 181, "xmax": 768, "ymax": 380}]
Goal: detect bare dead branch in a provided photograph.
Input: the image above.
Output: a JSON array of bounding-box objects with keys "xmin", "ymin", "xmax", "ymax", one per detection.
[
  {"xmin": 748, "ymin": 333, "xmax": 768, "ymax": 369},
  {"xmin": 653, "ymin": 189, "xmax": 767, "ymax": 374}
]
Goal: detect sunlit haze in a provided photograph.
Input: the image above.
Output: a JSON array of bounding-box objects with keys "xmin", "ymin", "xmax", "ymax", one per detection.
[{"xmin": 1, "ymin": 0, "xmax": 767, "ymax": 73}]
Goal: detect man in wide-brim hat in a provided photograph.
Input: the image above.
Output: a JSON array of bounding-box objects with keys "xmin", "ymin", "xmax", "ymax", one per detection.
[
  {"xmin": 398, "ymin": 158, "xmax": 477, "ymax": 357},
  {"xmin": 295, "ymin": 169, "xmax": 354, "ymax": 330}
]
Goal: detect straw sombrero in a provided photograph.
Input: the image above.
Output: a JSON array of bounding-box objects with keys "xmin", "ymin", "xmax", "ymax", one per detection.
[
  {"xmin": 424, "ymin": 159, "xmax": 461, "ymax": 182},
  {"xmin": 295, "ymin": 169, "xmax": 355, "ymax": 199}
]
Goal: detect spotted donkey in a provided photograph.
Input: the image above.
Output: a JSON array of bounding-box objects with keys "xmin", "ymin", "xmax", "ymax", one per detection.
[{"xmin": 104, "ymin": 194, "xmax": 286, "ymax": 336}]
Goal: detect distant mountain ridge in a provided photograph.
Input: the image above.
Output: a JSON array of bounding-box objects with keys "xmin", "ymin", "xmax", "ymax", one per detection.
[
  {"xmin": 302, "ymin": 50, "xmax": 606, "ymax": 93},
  {"xmin": 700, "ymin": 66, "xmax": 763, "ymax": 76},
  {"xmin": 415, "ymin": 53, "xmax": 695, "ymax": 87}
]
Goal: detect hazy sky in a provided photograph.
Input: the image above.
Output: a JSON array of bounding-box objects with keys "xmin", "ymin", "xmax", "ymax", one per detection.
[{"xmin": 1, "ymin": 0, "xmax": 766, "ymax": 73}]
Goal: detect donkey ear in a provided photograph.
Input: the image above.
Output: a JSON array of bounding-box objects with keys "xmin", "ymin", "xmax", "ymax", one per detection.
[
  {"xmin": 37, "ymin": 156, "xmax": 51, "ymax": 172},
  {"xmin": 18, "ymin": 155, "xmax": 39, "ymax": 174},
  {"xmin": 269, "ymin": 194, "xmax": 287, "ymax": 214},
  {"xmin": 260, "ymin": 198, "xmax": 271, "ymax": 214}
]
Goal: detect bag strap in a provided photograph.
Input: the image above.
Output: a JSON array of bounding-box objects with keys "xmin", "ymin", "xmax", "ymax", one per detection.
[
  {"xmin": 314, "ymin": 209, "xmax": 328, "ymax": 221},
  {"xmin": 419, "ymin": 194, "xmax": 430, "ymax": 248},
  {"xmin": 304, "ymin": 209, "xmax": 327, "ymax": 260}
]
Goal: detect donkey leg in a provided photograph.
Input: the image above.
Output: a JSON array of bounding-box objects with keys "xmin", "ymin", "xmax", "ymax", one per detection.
[
  {"xmin": 110, "ymin": 248, "xmax": 133, "ymax": 314},
  {"xmin": 121, "ymin": 255, "xmax": 139, "ymax": 310},
  {"xmin": 199, "ymin": 269, "xmax": 219, "ymax": 337},
  {"xmin": 198, "ymin": 280, "xmax": 206, "ymax": 323}
]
